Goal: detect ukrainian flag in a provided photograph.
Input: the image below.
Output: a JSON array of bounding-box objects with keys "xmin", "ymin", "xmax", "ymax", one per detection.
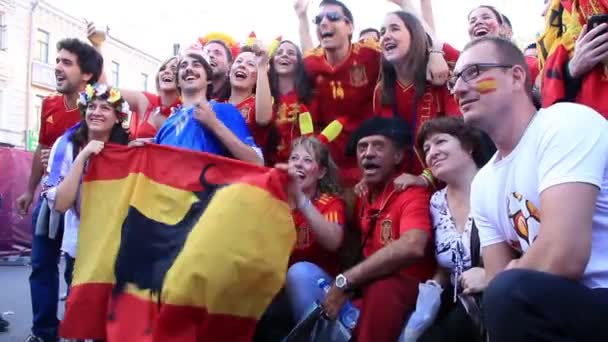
[{"xmin": 59, "ymin": 144, "xmax": 295, "ymax": 341}]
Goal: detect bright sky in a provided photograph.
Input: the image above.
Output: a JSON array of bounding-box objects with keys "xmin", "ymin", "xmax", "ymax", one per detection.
[{"xmin": 48, "ymin": 0, "xmax": 546, "ymax": 59}]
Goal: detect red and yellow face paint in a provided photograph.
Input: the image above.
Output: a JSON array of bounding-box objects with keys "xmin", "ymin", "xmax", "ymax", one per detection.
[{"xmin": 474, "ymin": 77, "xmax": 498, "ymax": 94}]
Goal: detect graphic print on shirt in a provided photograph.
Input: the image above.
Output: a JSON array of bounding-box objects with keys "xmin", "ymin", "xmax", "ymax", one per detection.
[
  {"xmin": 380, "ymin": 218, "xmax": 393, "ymax": 245},
  {"xmin": 507, "ymin": 192, "xmax": 541, "ymax": 251},
  {"xmin": 296, "ymin": 226, "xmax": 310, "ymax": 249},
  {"xmin": 239, "ymin": 105, "xmax": 252, "ymax": 122},
  {"xmin": 349, "ymin": 63, "xmax": 368, "ymax": 87},
  {"xmin": 174, "ymin": 110, "xmax": 189, "ymax": 137}
]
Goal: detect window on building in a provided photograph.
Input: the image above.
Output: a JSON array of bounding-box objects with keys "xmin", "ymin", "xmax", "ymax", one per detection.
[
  {"xmin": 35, "ymin": 29, "xmax": 50, "ymax": 63},
  {"xmin": 141, "ymin": 73, "xmax": 148, "ymax": 91},
  {"xmin": 32, "ymin": 94, "xmax": 44, "ymax": 131},
  {"xmin": 0, "ymin": 13, "xmax": 7, "ymax": 51},
  {"xmin": 111, "ymin": 61, "xmax": 120, "ymax": 87}
]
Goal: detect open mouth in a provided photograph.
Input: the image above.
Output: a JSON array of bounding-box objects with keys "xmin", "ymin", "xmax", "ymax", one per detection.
[
  {"xmin": 278, "ymin": 59, "xmax": 291, "ymax": 66},
  {"xmin": 458, "ymin": 98, "xmax": 478, "ymax": 109},
  {"xmin": 160, "ymin": 75, "xmax": 174, "ymax": 82},
  {"xmin": 234, "ymin": 70, "xmax": 248, "ymax": 80},
  {"xmin": 56, "ymin": 74, "xmax": 66, "ymax": 82},
  {"xmin": 362, "ymin": 162, "xmax": 381, "ymax": 173},
  {"xmin": 295, "ymin": 170, "xmax": 306, "ymax": 179},
  {"xmin": 182, "ymin": 73, "xmax": 199, "ymax": 81},
  {"xmin": 209, "ymin": 61, "xmax": 218, "ymax": 68},
  {"xmin": 88, "ymin": 116, "xmax": 105, "ymax": 124},
  {"xmin": 383, "ymin": 42, "xmax": 397, "ymax": 52},
  {"xmin": 321, "ymin": 31, "xmax": 334, "ymax": 39},
  {"xmin": 473, "ymin": 26, "xmax": 489, "ymax": 37}
]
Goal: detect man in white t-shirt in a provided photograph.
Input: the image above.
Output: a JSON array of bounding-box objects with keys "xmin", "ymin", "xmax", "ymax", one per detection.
[{"xmin": 450, "ymin": 36, "xmax": 608, "ymax": 341}]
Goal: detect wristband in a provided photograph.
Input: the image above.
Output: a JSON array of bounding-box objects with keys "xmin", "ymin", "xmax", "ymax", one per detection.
[
  {"xmin": 429, "ymin": 49, "xmax": 445, "ymax": 56},
  {"xmin": 298, "ymin": 197, "xmax": 312, "ymax": 211}
]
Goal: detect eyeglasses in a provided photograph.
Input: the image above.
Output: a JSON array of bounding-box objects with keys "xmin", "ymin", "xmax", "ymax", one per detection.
[
  {"xmin": 313, "ymin": 11, "xmax": 348, "ymax": 25},
  {"xmin": 447, "ymin": 63, "xmax": 513, "ymax": 92}
]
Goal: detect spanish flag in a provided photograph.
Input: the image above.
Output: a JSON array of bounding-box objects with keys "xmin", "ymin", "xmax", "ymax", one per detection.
[{"xmin": 59, "ymin": 144, "xmax": 295, "ymax": 341}]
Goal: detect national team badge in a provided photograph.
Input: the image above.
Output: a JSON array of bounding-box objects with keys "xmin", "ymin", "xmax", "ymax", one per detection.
[
  {"xmin": 296, "ymin": 226, "xmax": 310, "ymax": 248},
  {"xmin": 380, "ymin": 219, "xmax": 393, "ymax": 245},
  {"xmin": 239, "ymin": 106, "xmax": 251, "ymax": 122},
  {"xmin": 350, "ymin": 64, "xmax": 368, "ymax": 87}
]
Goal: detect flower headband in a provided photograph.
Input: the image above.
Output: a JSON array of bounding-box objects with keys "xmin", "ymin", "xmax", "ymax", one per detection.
[{"xmin": 78, "ymin": 83, "xmax": 131, "ymax": 121}]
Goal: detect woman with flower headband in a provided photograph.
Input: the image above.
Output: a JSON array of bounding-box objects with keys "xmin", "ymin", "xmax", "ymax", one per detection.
[
  {"xmin": 87, "ymin": 23, "xmax": 180, "ymax": 140},
  {"xmin": 228, "ymin": 39, "xmax": 274, "ymax": 160},
  {"xmin": 266, "ymin": 40, "xmax": 314, "ymax": 165},
  {"xmin": 42, "ymin": 83, "xmax": 130, "ymax": 297}
]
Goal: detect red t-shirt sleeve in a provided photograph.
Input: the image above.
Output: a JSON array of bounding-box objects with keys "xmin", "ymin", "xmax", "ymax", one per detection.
[
  {"xmin": 321, "ymin": 197, "xmax": 346, "ymax": 226},
  {"xmin": 442, "ymin": 43, "xmax": 461, "ymax": 67},
  {"xmin": 398, "ymin": 187, "xmax": 432, "ymax": 237},
  {"xmin": 38, "ymin": 98, "xmax": 51, "ymax": 147},
  {"xmin": 525, "ymin": 56, "xmax": 540, "ymax": 83}
]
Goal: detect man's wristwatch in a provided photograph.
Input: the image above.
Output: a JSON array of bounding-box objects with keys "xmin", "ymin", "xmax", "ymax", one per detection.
[{"xmin": 335, "ymin": 273, "xmax": 350, "ymax": 292}]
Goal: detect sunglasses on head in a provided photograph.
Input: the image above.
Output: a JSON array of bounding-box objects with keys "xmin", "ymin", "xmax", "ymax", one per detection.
[{"xmin": 313, "ymin": 11, "xmax": 348, "ymax": 25}]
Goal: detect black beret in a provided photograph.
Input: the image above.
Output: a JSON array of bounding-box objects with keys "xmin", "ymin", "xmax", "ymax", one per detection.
[{"xmin": 346, "ymin": 116, "xmax": 412, "ymax": 156}]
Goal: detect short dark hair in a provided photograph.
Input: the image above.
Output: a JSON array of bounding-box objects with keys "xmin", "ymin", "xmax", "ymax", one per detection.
[
  {"xmin": 206, "ymin": 39, "xmax": 234, "ymax": 63},
  {"xmin": 463, "ymin": 36, "xmax": 533, "ymax": 96},
  {"xmin": 359, "ymin": 28, "xmax": 380, "ymax": 40},
  {"xmin": 416, "ymin": 116, "xmax": 494, "ymax": 168},
  {"xmin": 320, "ymin": 0, "xmax": 354, "ymax": 25},
  {"xmin": 57, "ymin": 38, "xmax": 103, "ymax": 84},
  {"xmin": 501, "ymin": 14, "xmax": 512, "ymax": 29}
]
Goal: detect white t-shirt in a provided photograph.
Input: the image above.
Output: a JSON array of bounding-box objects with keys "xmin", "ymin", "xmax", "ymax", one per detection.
[
  {"xmin": 45, "ymin": 135, "xmax": 81, "ymax": 258},
  {"xmin": 471, "ymin": 103, "xmax": 608, "ymax": 288},
  {"xmin": 430, "ymin": 188, "xmax": 473, "ymax": 286}
]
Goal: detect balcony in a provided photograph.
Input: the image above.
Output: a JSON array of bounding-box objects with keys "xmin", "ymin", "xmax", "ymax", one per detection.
[{"xmin": 31, "ymin": 60, "xmax": 55, "ymax": 90}]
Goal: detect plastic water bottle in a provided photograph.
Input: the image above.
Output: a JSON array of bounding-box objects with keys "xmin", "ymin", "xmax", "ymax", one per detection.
[{"xmin": 317, "ymin": 278, "xmax": 360, "ymax": 330}]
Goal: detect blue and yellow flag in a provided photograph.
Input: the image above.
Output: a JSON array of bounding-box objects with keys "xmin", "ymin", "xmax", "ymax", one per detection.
[{"xmin": 59, "ymin": 144, "xmax": 295, "ymax": 341}]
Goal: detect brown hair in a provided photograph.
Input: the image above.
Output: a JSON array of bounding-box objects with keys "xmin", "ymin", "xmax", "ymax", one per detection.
[
  {"xmin": 416, "ymin": 116, "xmax": 493, "ymax": 168},
  {"xmin": 379, "ymin": 11, "xmax": 430, "ymax": 113},
  {"xmin": 291, "ymin": 136, "xmax": 342, "ymax": 196},
  {"xmin": 155, "ymin": 56, "xmax": 178, "ymax": 92}
]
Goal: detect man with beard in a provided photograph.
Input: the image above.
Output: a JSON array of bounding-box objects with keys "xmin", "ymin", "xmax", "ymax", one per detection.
[
  {"xmin": 154, "ymin": 53, "xmax": 263, "ymax": 165},
  {"xmin": 315, "ymin": 117, "xmax": 435, "ymax": 342},
  {"xmin": 202, "ymin": 40, "xmax": 233, "ymax": 102},
  {"xmin": 15, "ymin": 38, "xmax": 103, "ymax": 342}
]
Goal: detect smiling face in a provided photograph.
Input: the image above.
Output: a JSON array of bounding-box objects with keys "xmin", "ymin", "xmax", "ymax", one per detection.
[
  {"xmin": 288, "ymin": 144, "xmax": 326, "ymax": 194},
  {"xmin": 467, "ymin": 7, "xmax": 502, "ymax": 40},
  {"xmin": 157, "ymin": 57, "xmax": 178, "ymax": 92},
  {"xmin": 380, "ymin": 13, "xmax": 412, "ymax": 64},
  {"xmin": 272, "ymin": 42, "xmax": 299, "ymax": 76},
  {"xmin": 85, "ymin": 98, "xmax": 119, "ymax": 135},
  {"xmin": 230, "ymin": 51, "xmax": 258, "ymax": 91},
  {"xmin": 315, "ymin": 4, "xmax": 353, "ymax": 50},
  {"xmin": 202, "ymin": 42, "xmax": 231, "ymax": 81},
  {"xmin": 55, "ymin": 49, "xmax": 90, "ymax": 95},
  {"xmin": 423, "ymin": 133, "xmax": 474, "ymax": 181},
  {"xmin": 177, "ymin": 55, "xmax": 209, "ymax": 94},
  {"xmin": 356, "ymin": 135, "xmax": 402, "ymax": 186}
]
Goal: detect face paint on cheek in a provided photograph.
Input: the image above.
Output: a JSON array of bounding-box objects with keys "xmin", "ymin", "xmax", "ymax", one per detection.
[{"xmin": 474, "ymin": 77, "xmax": 498, "ymax": 94}]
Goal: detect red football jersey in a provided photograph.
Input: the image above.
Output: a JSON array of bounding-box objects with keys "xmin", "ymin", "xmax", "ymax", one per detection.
[
  {"xmin": 272, "ymin": 91, "xmax": 309, "ymax": 164},
  {"xmin": 304, "ymin": 41, "xmax": 382, "ymax": 186},
  {"xmin": 373, "ymin": 82, "xmax": 461, "ymax": 174},
  {"xmin": 355, "ymin": 181, "xmax": 435, "ymax": 282},
  {"xmin": 290, "ymin": 193, "xmax": 345, "ymax": 276},
  {"xmin": 233, "ymin": 95, "xmax": 272, "ymax": 152},
  {"xmin": 38, "ymin": 94, "xmax": 81, "ymax": 148},
  {"xmin": 129, "ymin": 92, "xmax": 180, "ymax": 140}
]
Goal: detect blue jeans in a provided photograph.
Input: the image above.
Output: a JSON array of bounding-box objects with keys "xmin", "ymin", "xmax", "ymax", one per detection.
[
  {"xmin": 285, "ymin": 261, "xmax": 334, "ymax": 322},
  {"xmin": 29, "ymin": 198, "xmax": 65, "ymax": 342}
]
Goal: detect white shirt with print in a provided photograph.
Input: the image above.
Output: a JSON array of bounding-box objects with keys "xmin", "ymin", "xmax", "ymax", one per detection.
[{"xmin": 471, "ymin": 102, "xmax": 608, "ymax": 288}]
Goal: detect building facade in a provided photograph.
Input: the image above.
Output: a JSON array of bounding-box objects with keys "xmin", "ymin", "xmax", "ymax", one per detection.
[{"xmin": 0, "ymin": 0, "xmax": 161, "ymax": 149}]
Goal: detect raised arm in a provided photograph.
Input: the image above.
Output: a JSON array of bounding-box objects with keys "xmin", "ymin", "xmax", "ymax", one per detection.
[
  {"xmin": 87, "ymin": 22, "xmax": 150, "ymax": 115},
  {"xmin": 294, "ymin": 0, "xmax": 314, "ymax": 52},
  {"xmin": 253, "ymin": 42, "xmax": 273, "ymax": 126}
]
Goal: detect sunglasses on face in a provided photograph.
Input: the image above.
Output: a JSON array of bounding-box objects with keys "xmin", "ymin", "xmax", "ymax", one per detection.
[
  {"xmin": 447, "ymin": 63, "xmax": 513, "ymax": 92},
  {"xmin": 313, "ymin": 11, "xmax": 348, "ymax": 25}
]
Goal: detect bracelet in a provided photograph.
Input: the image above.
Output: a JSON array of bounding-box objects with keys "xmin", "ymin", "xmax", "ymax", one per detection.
[
  {"xmin": 298, "ymin": 198, "xmax": 312, "ymax": 211},
  {"xmin": 429, "ymin": 49, "xmax": 445, "ymax": 55}
]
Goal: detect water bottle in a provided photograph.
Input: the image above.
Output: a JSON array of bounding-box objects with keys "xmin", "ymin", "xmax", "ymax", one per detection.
[{"xmin": 317, "ymin": 278, "xmax": 360, "ymax": 330}]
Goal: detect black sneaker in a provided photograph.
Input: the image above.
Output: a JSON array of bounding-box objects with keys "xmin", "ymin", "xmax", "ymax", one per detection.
[{"xmin": 23, "ymin": 335, "xmax": 44, "ymax": 342}]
